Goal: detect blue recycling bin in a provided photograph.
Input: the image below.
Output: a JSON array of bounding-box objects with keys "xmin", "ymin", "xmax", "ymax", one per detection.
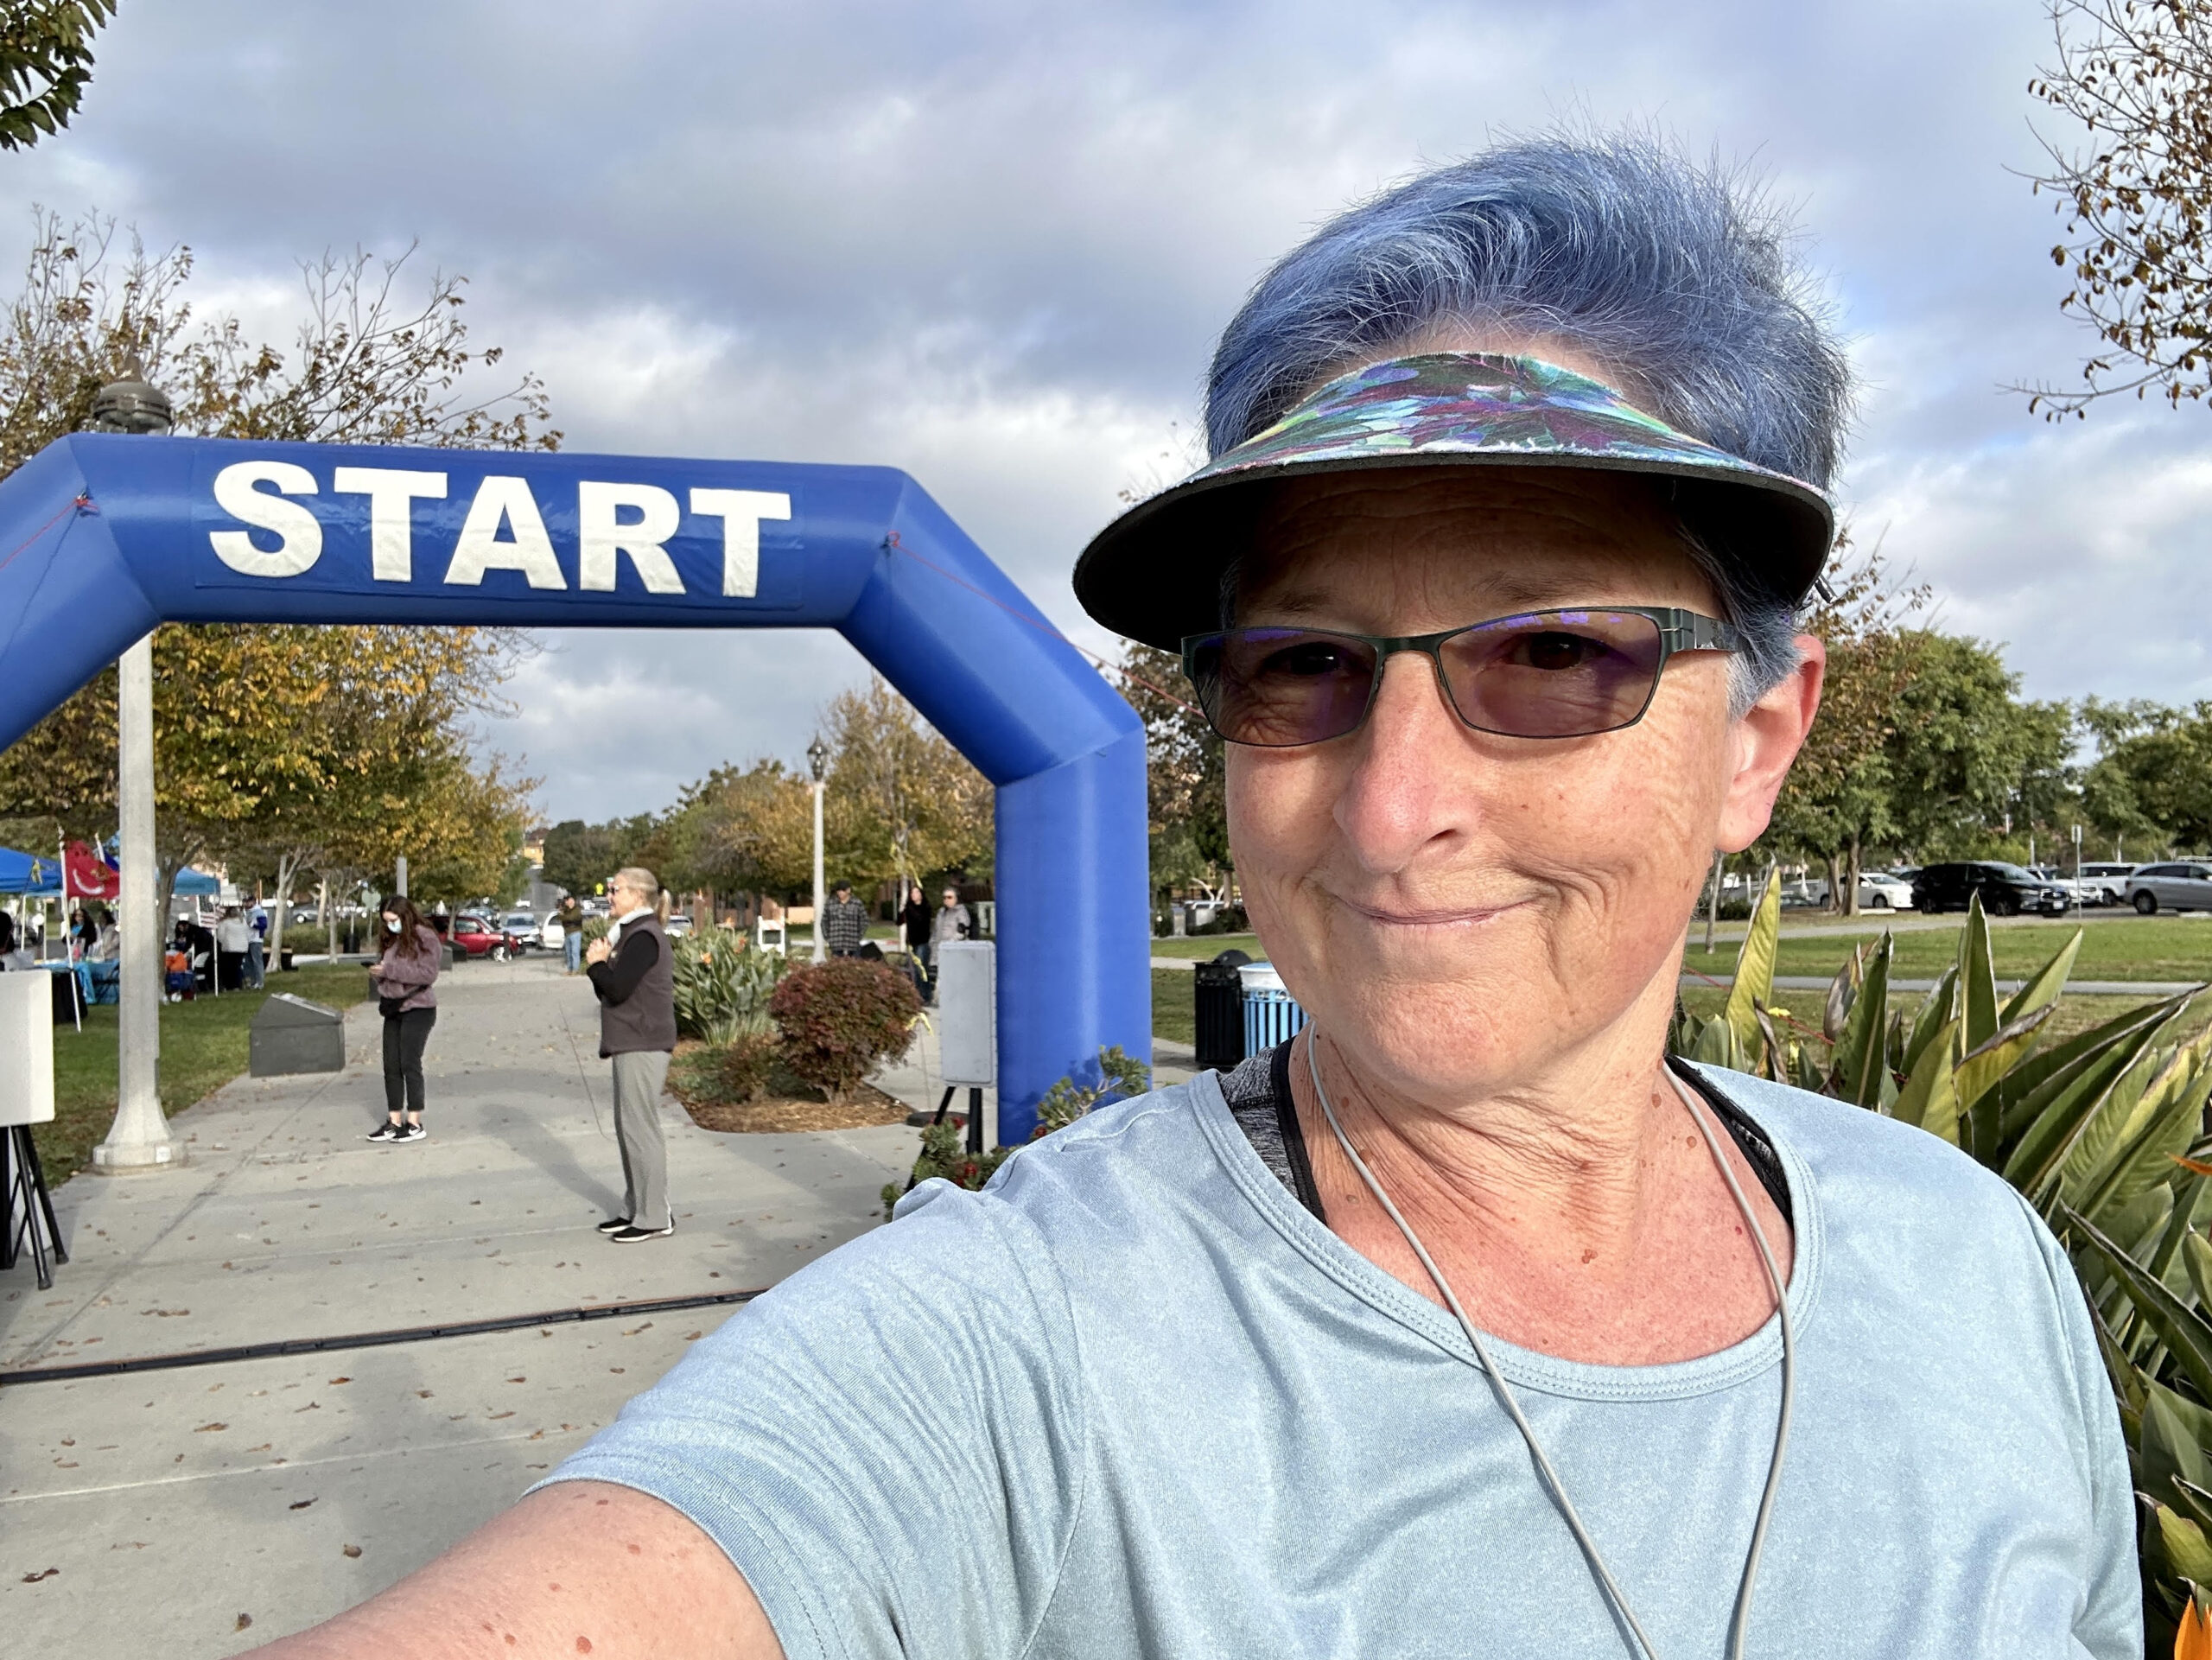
[{"xmin": 1240, "ymin": 963, "xmax": 1308, "ymax": 1055}]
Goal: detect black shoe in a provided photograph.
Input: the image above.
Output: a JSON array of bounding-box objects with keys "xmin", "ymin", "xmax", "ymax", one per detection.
[
  {"xmin": 609, "ymin": 1221, "xmax": 674, "ymax": 1243},
  {"xmin": 365, "ymin": 1122, "xmax": 404, "ymax": 1142},
  {"xmin": 596, "ymin": 1216, "xmax": 631, "ymax": 1236},
  {"xmin": 397, "ymin": 1122, "xmax": 427, "ymax": 1142}
]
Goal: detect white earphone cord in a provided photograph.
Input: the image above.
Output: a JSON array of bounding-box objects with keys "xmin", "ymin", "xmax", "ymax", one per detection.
[{"xmin": 1303, "ymin": 1033, "xmax": 1794, "ymax": 1660}]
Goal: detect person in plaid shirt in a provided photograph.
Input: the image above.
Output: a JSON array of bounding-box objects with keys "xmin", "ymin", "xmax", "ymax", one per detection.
[{"xmin": 820, "ymin": 881, "xmax": 869, "ymax": 957}]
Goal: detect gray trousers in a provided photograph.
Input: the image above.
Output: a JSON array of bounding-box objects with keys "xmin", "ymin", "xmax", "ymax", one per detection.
[{"xmin": 610, "ymin": 1049, "xmax": 673, "ymax": 1230}]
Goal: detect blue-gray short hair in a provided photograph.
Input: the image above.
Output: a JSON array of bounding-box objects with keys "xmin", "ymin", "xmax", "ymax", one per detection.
[{"xmin": 1206, "ymin": 133, "xmax": 1850, "ymax": 709}]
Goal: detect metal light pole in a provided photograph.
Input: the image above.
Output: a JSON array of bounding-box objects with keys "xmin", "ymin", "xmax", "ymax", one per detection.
[
  {"xmin": 90, "ymin": 359, "xmax": 182, "ymax": 1173},
  {"xmin": 808, "ymin": 736, "xmax": 829, "ymax": 964}
]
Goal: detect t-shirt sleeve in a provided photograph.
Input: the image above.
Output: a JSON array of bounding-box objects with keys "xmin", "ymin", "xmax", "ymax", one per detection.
[
  {"xmin": 2012, "ymin": 1193, "xmax": 2143, "ymax": 1660},
  {"xmin": 533, "ymin": 1184, "xmax": 1086, "ymax": 1660}
]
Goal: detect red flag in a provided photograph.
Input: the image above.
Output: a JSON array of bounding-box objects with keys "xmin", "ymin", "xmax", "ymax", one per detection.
[{"xmin": 66, "ymin": 839, "xmax": 118, "ymax": 900}]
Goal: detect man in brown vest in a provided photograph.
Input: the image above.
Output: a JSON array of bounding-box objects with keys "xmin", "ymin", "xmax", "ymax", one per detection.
[{"xmin": 584, "ymin": 866, "xmax": 678, "ymax": 1243}]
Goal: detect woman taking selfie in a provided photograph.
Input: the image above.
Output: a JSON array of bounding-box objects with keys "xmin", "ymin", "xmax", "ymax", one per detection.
[
  {"xmin": 257, "ymin": 134, "xmax": 2133, "ymax": 1659},
  {"xmin": 366, "ymin": 894, "xmax": 441, "ymax": 1145}
]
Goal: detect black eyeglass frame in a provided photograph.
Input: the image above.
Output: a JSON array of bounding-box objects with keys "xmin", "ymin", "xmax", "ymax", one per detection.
[{"xmin": 1179, "ymin": 605, "xmax": 1742, "ymax": 747}]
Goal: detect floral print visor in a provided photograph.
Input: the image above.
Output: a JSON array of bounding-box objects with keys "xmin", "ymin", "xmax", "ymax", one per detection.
[{"xmin": 1072, "ymin": 353, "xmax": 1834, "ymax": 651}]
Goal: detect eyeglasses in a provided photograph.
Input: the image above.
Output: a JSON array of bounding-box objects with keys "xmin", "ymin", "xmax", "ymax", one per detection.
[{"xmin": 1180, "ymin": 606, "xmax": 1739, "ymax": 748}]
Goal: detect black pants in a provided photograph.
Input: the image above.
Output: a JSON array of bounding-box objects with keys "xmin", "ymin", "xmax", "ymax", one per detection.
[{"xmin": 382, "ymin": 1008, "xmax": 436, "ymax": 1117}]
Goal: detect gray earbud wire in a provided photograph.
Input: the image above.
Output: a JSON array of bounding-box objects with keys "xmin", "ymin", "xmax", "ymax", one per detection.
[{"xmin": 1303, "ymin": 1033, "xmax": 1793, "ymax": 1660}]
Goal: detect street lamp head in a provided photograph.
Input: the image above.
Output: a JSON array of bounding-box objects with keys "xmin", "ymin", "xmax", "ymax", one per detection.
[
  {"xmin": 90, "ymin": 355, "xmax": 174, "ymax": 436},
  {"xmin": 806, "ymin": 736, "xmax": 830, "ymax": 783}
]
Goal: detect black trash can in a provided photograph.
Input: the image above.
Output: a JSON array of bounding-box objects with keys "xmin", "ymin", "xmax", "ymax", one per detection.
[
  {"xmin": 1192, "ymin": 948, "xmax": 1253, "ymax": 1071},
  {"xmin": 48, "ymin": 966, "xmax": 83, "ymax": 1027}
]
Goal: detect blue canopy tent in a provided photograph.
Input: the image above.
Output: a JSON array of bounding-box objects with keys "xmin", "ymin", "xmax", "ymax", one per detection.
[
  {"xmin": 0, "ymin": 847, "xmax": 60, "ymax": 895},
  {"xmin": 171, "ymin": 868, "xmax": 219, "ymax": 897}
]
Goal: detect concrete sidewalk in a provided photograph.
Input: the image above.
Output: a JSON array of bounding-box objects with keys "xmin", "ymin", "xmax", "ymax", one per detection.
[{"xmin": 0, "ymin": 956, "xmax": 914, "ymax": 1657}]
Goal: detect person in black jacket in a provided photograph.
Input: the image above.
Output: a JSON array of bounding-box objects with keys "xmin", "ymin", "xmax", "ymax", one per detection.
[
  {"xmin": 584, "ymin": 866, "xmax": 678, "ymax": 1243},
  {"xmin": 899, "ymin": 882, "xmax": 931, "ymax": 995}
]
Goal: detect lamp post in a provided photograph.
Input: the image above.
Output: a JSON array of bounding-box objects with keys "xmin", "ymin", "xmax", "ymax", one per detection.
[
  {"xmin": 90, "ymin": 358, "xmax": 182, "ymax": 1173},
  {"xmin": 807, "ymin": 736, "xmax": 829, "ymax": 964}
]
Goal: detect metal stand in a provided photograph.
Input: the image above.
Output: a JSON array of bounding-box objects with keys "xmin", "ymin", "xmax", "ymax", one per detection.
[
  {"xmin": 922, "ymin": 1084, "xmax": 986, "ymax": 1154},
  {"xmin": 3, "ymin": 1123, "xmax": 66, "ymax": 1289}
]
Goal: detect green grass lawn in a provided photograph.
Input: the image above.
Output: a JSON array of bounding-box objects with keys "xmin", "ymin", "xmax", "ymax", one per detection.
[
  {"xmin": 1154, "ymin": 968, "xmax": 1197, "ymax": 1045},
  {"xmin": 34, "ymin": 964, "xmax": 366, "ymax": 1185},
  {"xmin": 1675, "ymin": 983, "xmax": 2212, "ymax": 1070},
  {"xmin": 1683, "ymin": 914, "xmax": 2212, "ymax": 987},
  {"xmin": 1154, "ymin": 924, "xmax": 2211, "ymax": 1059},
  {"xmin": 1170, "ymin": 917, "xmax": 2212, "ymax": 986}
]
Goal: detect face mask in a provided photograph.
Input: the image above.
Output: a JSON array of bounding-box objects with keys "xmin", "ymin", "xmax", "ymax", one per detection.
[{"xmin": 385, "ymin": 916, "xmax": 401, "ymax": 933}]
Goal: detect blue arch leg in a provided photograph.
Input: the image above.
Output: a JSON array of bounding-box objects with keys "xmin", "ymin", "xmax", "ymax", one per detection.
[{"xmin": 993, "ymin": 726, "xmax": 1152, "ymax": 1143}]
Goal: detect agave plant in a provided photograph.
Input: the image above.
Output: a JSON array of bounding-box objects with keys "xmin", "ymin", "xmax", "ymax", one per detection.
[
  {"xmin": 1675, "ymin": 875, "xmax": 2212, "ymax": 1656},
  {"xmin": 670, "ymin": 930, "xmax": 787, "ymax": 1044}
]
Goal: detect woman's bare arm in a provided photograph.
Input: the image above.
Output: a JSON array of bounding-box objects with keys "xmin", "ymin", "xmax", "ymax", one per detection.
[{"xmin": 245, "ymin": 1481, "xmax": 785, "ymax": 1659}]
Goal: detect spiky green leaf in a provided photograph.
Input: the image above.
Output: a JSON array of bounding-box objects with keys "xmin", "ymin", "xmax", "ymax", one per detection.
[
  {"xmin": 1954, "ymin": 1002, "xmax": 2056, "ymax": 1129},
  {"xmin": 2148, "ymin": 1385, "xmax": 2212, "ymax": 1510},
  {"xmin": 1690, "ymin": 1013, "xmax": 1747, "ymax": 1072},
  {"xmin": 1902, "ymin": 966, "xmax": 1959, "ymax": 1078},
  {"xmin": 1960, "ymin": 894, "xmax": 2000, "ymax": 1054},
  {"xmin": 1833, "ymin": 933, "xmax": 1893, "ymax": 1109},
  {"xmin": 1974, "ymin": 994, "xmax": 2190, "ymax": 1169},
  {"xmin": 1722, "ymin": 871, "xmax": 1782, "ymax": 1056},
  {"xmin": 1891, "ymin": 1017, "xmax": 1959, "ymax": 1141},
  {"xmin": 2067, "ymin": 1205, "xmax": 2212, "ymax": 1407},
  {"xmin": 1822, "ymin": 944, "xmax": 1862, "ymax": 1045},
  {"xmin": 2001, "ymin": 927, "xmax": 2084, "ymax": 1027},
  {"xmin": 2077, "ymin": 1047, "xmax": 2212, "ymax": 1222}
]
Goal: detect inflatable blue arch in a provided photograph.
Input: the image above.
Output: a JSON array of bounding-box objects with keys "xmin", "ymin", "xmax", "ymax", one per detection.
[{"xmin": 0, "ymin": 434, "xmax": 1151, "ymax": 1142}]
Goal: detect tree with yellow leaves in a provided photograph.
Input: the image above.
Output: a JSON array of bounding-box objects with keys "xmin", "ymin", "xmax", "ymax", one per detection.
[{"xmin": 0, "ymin": 211, "xmax": 548, "ymax": 951}]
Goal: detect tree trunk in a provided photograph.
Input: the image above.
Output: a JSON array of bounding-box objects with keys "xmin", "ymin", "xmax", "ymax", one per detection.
[
  {"xmin": 1843, "ymin": 836, "xmax": 1863, "ymax": 919},
  {"xmin": 271, "ymin": 849, "xmax": 298, "ymax": 972},
  {"xmin": 1703, "ymin": 851, "xmax": 1724, "ymax": 955},
  {"xmin": 1821, "ymin": 850, "xmax": 1843, "ymax": 914},
  {"xmin": 322, "ymin": 875, "xmax": 336, "ymax": 958}
]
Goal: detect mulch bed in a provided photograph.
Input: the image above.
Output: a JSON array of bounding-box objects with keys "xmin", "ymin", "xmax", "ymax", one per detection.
[
  {"xmin": 679, "ymin": 1086, "xmax": 910, "ymax": 1135},
  {"xmin": 667, "ymin": 1038, "xmax": 911, "ymax": 1134}
]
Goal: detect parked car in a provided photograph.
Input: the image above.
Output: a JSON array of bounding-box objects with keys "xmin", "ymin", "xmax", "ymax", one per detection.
[
  {"xmin": 1857, "ymin": 872, "xmax": 1916, "ymax": 910},
  {"xmin": 1910, "ymin": 862, "xmax": 2072, "ymax": 917},
  {"xmin": 499, "ymin": 910, "xmax": 542, "ymax": 949},
  {"xmin": 665, "ymin": 913, "xmax": 694, "ymax": 937},
  {"xmin": 449, "ymin": 913, "xmax": 524, "ymax": 960},
  {"xmin": 2126, "ymin": 862, "xmax": 2212, "ymax": 915},
  {"xmin": 2077, "ymin": 862, "xmax": 2138, "ymax": 906},
  {"xmin": 1778, "ymin": 878, "xmax": 1828, "ymax": 908}
]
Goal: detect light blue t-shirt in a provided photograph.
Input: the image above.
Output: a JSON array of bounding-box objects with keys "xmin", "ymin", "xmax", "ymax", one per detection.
[{"xmin": 543, "ymin": 1064, "xmax": 2139, "ymax": 1658}]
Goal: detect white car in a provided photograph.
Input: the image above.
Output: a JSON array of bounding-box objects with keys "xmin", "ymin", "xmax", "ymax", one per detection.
[
  {"xmin": 499, "ymin": 910, "xmax": 543, "ymax": 950},
  {"xmin": 1857, "ymin": 873, "xmax": 1915, "ymax": 910},
  {"xmin": 2076, "ymin": 862, "xmax": 2137, "ymax": 906}
]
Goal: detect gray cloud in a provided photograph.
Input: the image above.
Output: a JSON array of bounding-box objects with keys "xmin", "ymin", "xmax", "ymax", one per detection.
[{"xmin": 0, "ymin": 0, "xmax": 2188, "ymax": 817}]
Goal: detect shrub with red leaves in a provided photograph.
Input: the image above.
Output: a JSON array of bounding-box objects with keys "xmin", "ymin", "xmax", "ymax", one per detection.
[{"xmin": 769, "ymin": 957, "xmax": 920, "ymax": 1103}]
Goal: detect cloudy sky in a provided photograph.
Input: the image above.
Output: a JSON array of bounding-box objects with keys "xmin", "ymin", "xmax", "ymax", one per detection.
[{"xmin": 6, "ymin": 0, "xmax": 2195, "ymax": 821}]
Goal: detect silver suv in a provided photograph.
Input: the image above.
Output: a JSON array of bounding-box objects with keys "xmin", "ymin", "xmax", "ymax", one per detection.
[{"xmin": 2126, "ymin": 862, "xmax": 2212, "ymax": 915}]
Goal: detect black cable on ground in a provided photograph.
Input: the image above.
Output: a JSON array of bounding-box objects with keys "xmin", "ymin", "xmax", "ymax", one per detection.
[{"xmin": 0, "ymin": 1286, "xmax": 764, "ymax": 1386}]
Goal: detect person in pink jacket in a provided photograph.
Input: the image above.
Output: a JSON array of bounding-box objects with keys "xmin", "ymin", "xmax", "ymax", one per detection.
[{"xmin": 365, "ymin": 894, "xmax": 441, "ymax": 1144}]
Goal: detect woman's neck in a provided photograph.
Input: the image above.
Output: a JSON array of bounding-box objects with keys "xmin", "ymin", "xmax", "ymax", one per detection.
[{"xmin": 1289, "ymin": 1015, "xmax": 1794, "ymax": 1366}]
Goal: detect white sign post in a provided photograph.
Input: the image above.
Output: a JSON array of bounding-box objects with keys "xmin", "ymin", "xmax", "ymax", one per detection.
[
  {"xmin": 0, "ymin": 970, "xmax": 65, "ymax": 1286},
  {"xmin": 936, "ymin": 940, "xmax": 995, "ymax": 1152}
]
